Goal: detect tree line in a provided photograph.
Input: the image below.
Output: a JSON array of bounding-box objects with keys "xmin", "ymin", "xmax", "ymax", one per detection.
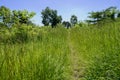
[
  {"xmin": 0, "ymin": 6, "xmax": 120, "ymax": 28},
  {"xmin": 0, "ymin": 6, "xmax": 36, "ymax": 27},
  {"xmin": 87, "ymin": 7, "xmax": 120, "ymax": 24}
]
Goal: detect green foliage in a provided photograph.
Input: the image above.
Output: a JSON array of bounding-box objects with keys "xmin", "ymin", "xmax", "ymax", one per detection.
[
  {"xmin": 62, "ymin": 21, "xmax": 71, "ymax": 29},
  {"xmin": 0, "ymin": 6, "xmax": 35, "ymax": 27},
  {"xmin": 77, "ymin": 21, "xmax": 88, "ymax": 27},
  {"xmin": 12, "ymin": 10, "xmax": 35, "ymax": 24},
  {"xmin": 0, "ymin": 5, "xmax": 120, "ymax": 80},
  {"xmin": 70, "ymin": 15, "xmax": 77, "ymax": 26},
  {"xmin": 88, "ymin": 11, "xmax": 103, "ymax": 23},
  {"xmin": 117, "ymin": 11, "xmax": 120, "ymax": 18},
  {"xmin": 0, "ymin": 6, "xmax": 12, "ymax": 27},
  {"xmin": 86, "ymin": 52, "xmax": 120, "ymax": 80},
  {"xmin": 0, "ymin": 26, "xmax": 69, "ymax": 80},
  {"xmin": 0, "ymin": 24, "xmax": 43, "ymax": 43},
  {"xmin": 70, "ymin": 22, "xmax": 120, "ymax": 80},
  {"xmin": 41, "ymin": 7, "xmax": 62, "ymax": 28},
  {"xmin": 84, "ymin": 24, "xmax": 120, "ymax": 80},
  {"xmin": 88, "ymin": 6, "xmax": 119, "ymax": 24}
]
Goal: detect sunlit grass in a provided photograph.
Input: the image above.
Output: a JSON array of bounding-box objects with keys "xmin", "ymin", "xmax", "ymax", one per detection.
[
  {"xmin": 0, "ymin": 22, "xmax": 120, "ymax": 80},
  {"xmin": 0, "ymin": 27, "xmax": 69, "ymax": 80},
  {"xmin": 70, "ymin": 23, "xmax": 120, "ymax": 80}
]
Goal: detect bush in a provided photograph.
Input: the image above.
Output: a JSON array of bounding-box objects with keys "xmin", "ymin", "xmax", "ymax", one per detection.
[{"xmin": 0, "ymin": 24, "xmax": 44, "ymax": 43}]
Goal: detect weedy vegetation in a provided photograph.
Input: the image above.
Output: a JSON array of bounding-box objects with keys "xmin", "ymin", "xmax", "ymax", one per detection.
[{"xmin": 0, "ymin": 5, "xmax": 120, "ymax": 80}]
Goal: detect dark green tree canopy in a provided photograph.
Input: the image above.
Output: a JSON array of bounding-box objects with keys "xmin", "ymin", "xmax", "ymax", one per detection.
[
  {"xmin": 117, "ymin": 11, "xmax": 120, "ymax": 18},
  {"xmin": 103, "ymin": 6, "xmax": 117, "ymax": 20},
  {"xmin": 41, "ymin": 7, "xmax": 62, "ymax": 28},
  {"xmin": 70, "ymin": 15, "xmax": 78, "ymax": 26},
  {"xmin": 62, "ymin": 21, "xmax": 71, "ymax": 29},
  {"xmin": 88, "ymin": 6, "xmax": 119, "ymax": 24},
  {"xmin": 88, "ymin": 11, "xmax": 103, "ymax": 24},
  {"xmin": 88, "ymin": 11, "xmax": 103, "ymax": 20}
]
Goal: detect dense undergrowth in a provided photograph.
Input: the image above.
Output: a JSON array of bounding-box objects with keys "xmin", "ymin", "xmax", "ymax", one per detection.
[
  {"xmin": 0, "ymin": 22, "xmax": 120, "ymax": 80},
  {"xmin": 70, "ymin": 22, "xmax": 120, "ymax": 80},
  {"xmin": 0, "ymin": 25, "xmax": 69, "ymax": 80}
]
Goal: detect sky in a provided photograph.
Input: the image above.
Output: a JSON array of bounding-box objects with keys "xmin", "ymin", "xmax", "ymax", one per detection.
[{"xmin": 0, "ymin": 0, "xmax": 120, "ymax": 25}]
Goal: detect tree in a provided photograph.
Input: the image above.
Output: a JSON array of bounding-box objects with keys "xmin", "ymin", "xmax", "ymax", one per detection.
[
  {"xmin": 88, "ymin": 11, "xmax": 103, "ymax": 23},
  {"xmin": 0, "ymin": 6, "xmax": 36, "ymax": 27},
  {"xmin": 118, "ymin": 13, "xmax": 120, "ymax": 18},
  {"xmin": 117, "ymin": 11, "xmax": 120, "ymax": 18},
  {"xmin": 70, "ymin": 15, "xmax": 77, "ymax": 26},
  {"xmin": 41, "ymin": 7, "xmax": 62, "ymax": 28},
  {"xmin": 0, "ymin": 6, "xmax": 12, "ymax": 27},
  {"xmin": 103, "ymin": 6, "xmax": 117, "ymax": 20},
  {"xmin": 12, "ymin": 10, "xmax": 35, "ymax": 25},
  {"xmin": 12, "ymin": 10, "xmax": 20, "ymax": 24},
  {"xmin": 88, "ymin": 6, "xmax": 118, "ymax": 24},
  {"xmin": 62, "ymin": 21, "xmax": 71, "ymax": 29}
]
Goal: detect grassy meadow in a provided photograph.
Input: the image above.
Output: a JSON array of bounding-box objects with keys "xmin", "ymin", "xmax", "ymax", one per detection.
[
  {"xmin": 70, "ymin": 22, "xmax": 120, "ymax": 80},
  {"xmin": 0, "ymin": 22, "xmax": 120, "ymax": 80},
  {"xmin": 0, "ymin": 26, "xmax": 69, "ymax": 80}
]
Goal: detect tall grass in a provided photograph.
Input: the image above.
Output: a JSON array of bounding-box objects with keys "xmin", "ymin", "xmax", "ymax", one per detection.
[
  {"xmin": 70, "ymin": 22, "xmax": 120, "ymax": 80},
  {"xmin": 0, "ymin": 26, "xmax": 69, "ymax": 80},
  {"xmin": 0, "ymin": 22, "xmax": 120, "ymax": 80}
]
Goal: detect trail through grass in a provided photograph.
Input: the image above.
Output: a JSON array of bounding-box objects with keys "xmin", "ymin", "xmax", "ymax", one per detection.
[
  {"xmin": 68, "ymin": 30, "xmax": 85, "ymax": 80},
  {"xmin": 0, "ymin": 23, "xmax": 120, "ymax": 80},
  {"xmin": 69, "ymin": 23, "xmax": 120, "ymax": 80}
]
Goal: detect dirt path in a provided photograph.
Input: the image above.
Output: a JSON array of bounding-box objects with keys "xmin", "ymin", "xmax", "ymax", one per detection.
[{"xmin": 67, "ymin": 30, "xmax": 84, "ymax": 80}]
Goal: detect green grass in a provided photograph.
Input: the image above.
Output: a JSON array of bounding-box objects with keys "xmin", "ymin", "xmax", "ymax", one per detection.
[
  {"xmin": 70, "ymin": 23, "xmax": 120, "ymax": 80},
  {"xmin": 0, "ymin": 22, "xmax": 120, "ymax": 80},
  {"xmin": 0, "ymin": 27, "xmax": 70, "ymax": 80}
]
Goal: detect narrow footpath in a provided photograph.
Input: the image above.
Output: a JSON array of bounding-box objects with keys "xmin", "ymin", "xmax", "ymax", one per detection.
[{"xmin": 67, "ymin": 30, "xmax": 85, "ymax": 80}]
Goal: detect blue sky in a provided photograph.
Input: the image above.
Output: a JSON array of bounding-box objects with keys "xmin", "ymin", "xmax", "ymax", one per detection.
[{"xmin": 0, "ymin": 0, "xmax": 120, "ymax": 25}]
